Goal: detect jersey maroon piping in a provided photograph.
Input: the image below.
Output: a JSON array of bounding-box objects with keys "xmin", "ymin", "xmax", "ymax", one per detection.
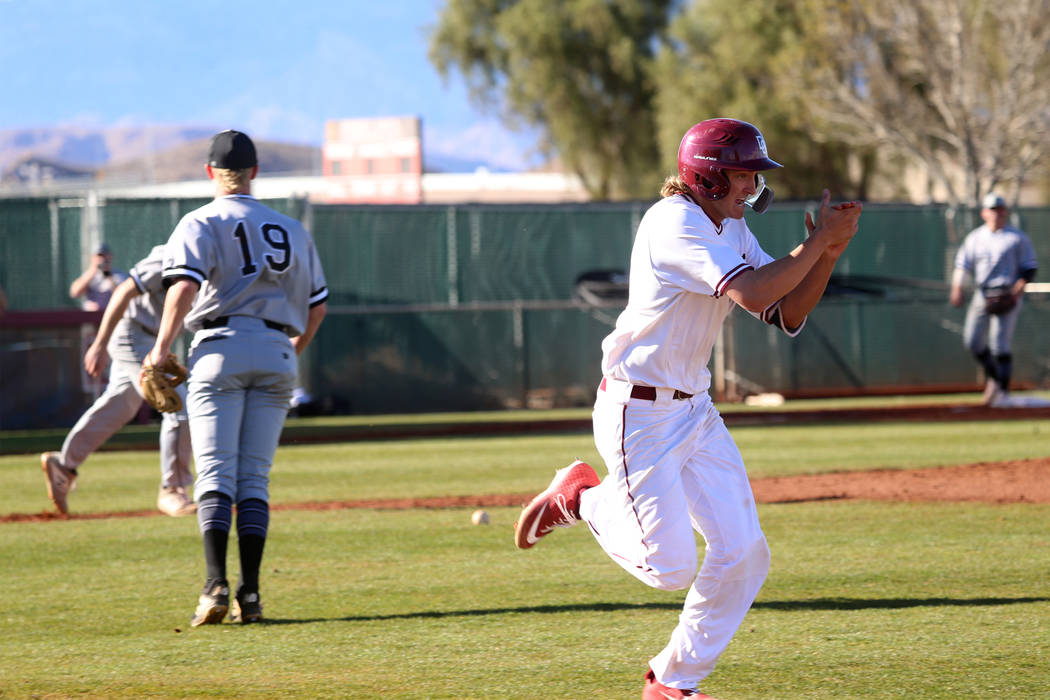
[
  {"xmin": 620, "ymin": 403, "xmax": 653, "ymax": 572},
  {"xmin": 714, "ymin": 263, "xmax": 753, "ymax": 297}
]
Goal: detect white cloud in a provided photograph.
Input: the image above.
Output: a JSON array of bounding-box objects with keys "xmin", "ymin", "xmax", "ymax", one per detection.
[{"xmin": 425, "ymin": 119, "xmax": 542, "ymax": 172}]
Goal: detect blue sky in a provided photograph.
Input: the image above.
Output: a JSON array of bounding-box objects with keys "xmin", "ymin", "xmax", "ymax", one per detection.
[{"xmin": 0, "ymin": 0, "xmax": 539, "ymax": 170}]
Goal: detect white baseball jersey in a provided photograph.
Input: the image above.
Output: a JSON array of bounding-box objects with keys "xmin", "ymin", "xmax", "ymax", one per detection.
[
  {"xmin": 162, "ymin": 194, "xmax": 328, "ymax": 334},
  {"xmin": 954, "ymin": 224, "xmax": 1037, "ymax": 289},
  {"xmin": 601, "ymin": 194, "xmax": 803, "ymax": 395}
]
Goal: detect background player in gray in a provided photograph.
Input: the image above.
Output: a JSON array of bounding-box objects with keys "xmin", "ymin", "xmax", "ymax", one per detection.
[
  {"xmin": 41, "ymin": 245, "xmax": 195, "ymax": 517},
  {"xmin": 949, "ymin": 192, "xmax": 1038, "ymax": 406},
  {"xmin": 146, "ymin": 130, "xmax": 328, "ymax": 626}
]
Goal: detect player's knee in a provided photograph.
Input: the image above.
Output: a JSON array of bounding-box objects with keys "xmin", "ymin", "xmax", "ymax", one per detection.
[
  {"xmin": 745, "ymin": 534, "xmax": 772, "ymax": 580},
  {"xmin": 707, "ymin": 533, "xmax": 771, "ymax": 580},
  {"xmin": 648, "ymin": 551, "xmax": 699, "ymax": 591}
]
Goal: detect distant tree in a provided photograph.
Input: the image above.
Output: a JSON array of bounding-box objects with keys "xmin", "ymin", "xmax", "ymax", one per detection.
[
  {"xmin": 429, "ymin": 0, "xmax": 672, "ymax": 200},
  {"xmin": 798, "ymin": 0, "xmax": 1050, "ymax": 207},
  {"xmin": 654, "ymin": 0, "xmax": 876, "ymax": 201}
]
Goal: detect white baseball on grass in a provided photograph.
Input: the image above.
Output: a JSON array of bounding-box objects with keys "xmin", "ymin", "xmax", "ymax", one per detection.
[{"xmin": 471, "ymin": 509, "xmax": 490, "ymax": 525}]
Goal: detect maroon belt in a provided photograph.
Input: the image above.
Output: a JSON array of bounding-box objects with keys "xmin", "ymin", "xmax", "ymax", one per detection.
[{"xmin": 599, "ymin": 377, "xmax": 693, "ymax": 401}]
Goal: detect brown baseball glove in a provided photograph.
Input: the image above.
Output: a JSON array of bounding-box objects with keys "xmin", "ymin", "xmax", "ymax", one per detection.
[
  {"xmin": 983, "ymin": 289, "xmax": 1017, "ymax": 316},
  {"xmin": 140, "ymin": 356, "xmax": 187, "ymax": 413}
]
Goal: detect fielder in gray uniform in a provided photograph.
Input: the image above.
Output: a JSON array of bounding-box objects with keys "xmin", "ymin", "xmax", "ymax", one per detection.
[
  {"xmin": 146, "ymin": 130, "xmax": 328, "ymax": 626},
  {"xmin": 41, "ymin": 244, "xmax": 195, "ymax": 517},
  {"xmin": 950, "ymin": 192, "xmax": 1038, "ymax": 406}
]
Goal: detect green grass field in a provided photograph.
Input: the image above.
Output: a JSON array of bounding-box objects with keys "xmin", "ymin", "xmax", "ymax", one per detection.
[{"xmin": 2, "ymin": 405, "xmax": 1049, "ymax": 698}]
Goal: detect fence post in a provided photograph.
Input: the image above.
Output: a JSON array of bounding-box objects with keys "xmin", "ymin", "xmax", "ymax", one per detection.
[{"xmin": 446, "ymin": 205, "xmax": 458, "ymax": 306}]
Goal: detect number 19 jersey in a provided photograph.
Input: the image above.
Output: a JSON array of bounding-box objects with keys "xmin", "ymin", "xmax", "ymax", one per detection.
[{"xmin": 162, "ymin": 194, "xmax": 328, "ymax": 336}]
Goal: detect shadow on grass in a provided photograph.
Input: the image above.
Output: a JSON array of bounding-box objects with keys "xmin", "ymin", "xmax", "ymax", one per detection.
[
  {"xmin": 258, "ymin": 595, "xmax": 1049, "ymax": 625},
  {"xmin": 753, "ymin": 596, "xmax": 1050, "ymax": 611}
]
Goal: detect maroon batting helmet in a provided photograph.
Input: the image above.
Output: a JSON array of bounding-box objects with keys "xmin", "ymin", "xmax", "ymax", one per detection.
[{"xmin": 677, "ymin": 119, "xmax": 782, "ymax": 202}]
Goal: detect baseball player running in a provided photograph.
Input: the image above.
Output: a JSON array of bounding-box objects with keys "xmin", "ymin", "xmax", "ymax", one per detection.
[
  {"xmin": 515, "ymin": 119, "xmax": 862, "ymax": 698},
  {"xmin": 41, "ymin": 244, "xmax": 194, "ymax": 517},
  {"xmin": 949, "ymin": 192, "xmax": 1038, "ymax": 406},
  {"xmin": 146, "ymin": 130, "xmax": 328, "ymax": 627}
]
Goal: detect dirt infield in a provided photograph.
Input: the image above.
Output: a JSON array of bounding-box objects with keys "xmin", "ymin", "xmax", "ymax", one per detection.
[
  {"xmin": 6, "ymin": 456, "xmax": 1048, "ymax": 524},
  {"xmin": 283, "ymin": 457, "xmax": 1050, "ymax": 508},
  {"xmin": 5, "ymin": 401, "xmax": 1048, "ymax": 524}
]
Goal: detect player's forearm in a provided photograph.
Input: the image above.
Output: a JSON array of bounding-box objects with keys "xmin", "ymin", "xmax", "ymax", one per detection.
[
  {"xmin": 91, "ymin": 279, "xmax": 138, "ymax": 348},
  {"xmin": 69, "ymin": 268, "xmax": 95, "ymax": 298},
  {"xmin": 152, "ymin": 280, "xmax": 197, "ymax": 357},
  {"xmin": 778, "ymin": 253, "xmax": 838, "ymax": 327},
  {"xmin": 291, "ymin": 302, "xmax": 327, "ymax": 356},
  {"xmin": 1012, "ymin": 269, "xmax": 1035, "ymax": 297},
  {"xmin": 725, "ymin": 237, "xmax": 827, "ymax": 312}
]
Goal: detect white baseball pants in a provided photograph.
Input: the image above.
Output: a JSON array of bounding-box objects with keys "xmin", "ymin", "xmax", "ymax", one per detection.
[{"xmin": 581, "ymin": 378, "xmax": 770, "ymax": 689}]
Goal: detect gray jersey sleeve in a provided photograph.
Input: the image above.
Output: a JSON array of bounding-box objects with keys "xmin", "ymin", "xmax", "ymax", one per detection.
[
  {"xmin": 305, "ymin": 234, "xmax": 329, "ymax": 310},
  {"xmin": 124, "ymin": 245, "xmax": 168, "ymax": 334}
]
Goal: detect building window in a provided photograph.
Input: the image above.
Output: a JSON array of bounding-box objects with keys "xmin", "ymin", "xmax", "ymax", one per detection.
[
  {"xmin": 331, "ymin": 161, "xmax": 342, "ymax": 176},
  {"xmin": 401, "ymin": 157, "xmax": 411, "ymax": 173}
]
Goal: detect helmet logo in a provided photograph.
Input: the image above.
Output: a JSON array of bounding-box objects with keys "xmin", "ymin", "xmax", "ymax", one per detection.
[{"xmin": 755, "ymin": 132, "xmax": 768, "ymax": 156}]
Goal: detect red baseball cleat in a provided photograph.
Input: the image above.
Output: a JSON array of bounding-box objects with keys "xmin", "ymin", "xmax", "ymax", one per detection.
[
  {"xmin": 514, "ymin": 460, "xmax": 599, "ymax": 549},
  {"xmin": 643, "ymin": 668, "xmax": 717, "ymax": 699}
]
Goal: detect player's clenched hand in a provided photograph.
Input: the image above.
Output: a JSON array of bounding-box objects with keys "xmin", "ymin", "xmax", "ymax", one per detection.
[
  {"xmin": 806, "ymin": 189, "xmax": 861, "ymax": 255},
  {"xmin": 84, "ymin": 342, "xmax": 110, "ymax": 378}
]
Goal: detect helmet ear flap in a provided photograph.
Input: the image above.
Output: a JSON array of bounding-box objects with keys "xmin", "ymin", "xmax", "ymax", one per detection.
[
  {"xmin": 696, "ymin": 166, "xmax": 729, "ymax": 201},
  {"xmin": 681, "ymin": 165, "xmax": 727, "ymax": 201}
]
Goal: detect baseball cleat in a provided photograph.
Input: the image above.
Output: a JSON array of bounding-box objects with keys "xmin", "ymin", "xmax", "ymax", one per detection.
[
  {"xmin": 514, "ymin": 459, "xmax": 599, "ymax": 550},
  {"xmin": 230, "ymin": 589, "xmax": 264, "ymax": 624},
  {"xmin": 642, "ymin": 668, "xmax": 715, "ymax": 699},
  {"xmin": 981, "ymin": 378, "xmax": 1000, "ymax": 405},
  {"xmin": 989, "ymin": 390, "xmax": 1014, "ymax": 408},
  {"xmin": 40, "ymin": 452, "xmax": 77, "ymax": 514},
  {"xmin": 157, "ymin": 486, "xmax": 197, "ymax": 517},
  {"xmin": 190, "ymin": 580, "xmax": 230, "ymax": 627}
]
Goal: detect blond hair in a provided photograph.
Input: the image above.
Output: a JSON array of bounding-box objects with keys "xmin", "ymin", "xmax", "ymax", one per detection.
[
  {"xmin": 212, "ymin": 167, "xmax": 253, "ymax": 193},
  {"xmin": 660, "ymin": 174, "xmax": 694, "ymax": 199}
]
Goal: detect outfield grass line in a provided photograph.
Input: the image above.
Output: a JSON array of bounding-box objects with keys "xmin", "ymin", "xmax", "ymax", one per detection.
[{"xmin": 3, "ymin": 393, "xmax": 1049, "ymax": 456}]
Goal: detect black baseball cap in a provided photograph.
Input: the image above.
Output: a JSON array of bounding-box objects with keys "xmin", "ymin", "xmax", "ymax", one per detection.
[{"xmin": 208, "ymin": 130, "xmax": 258, "ymax": 170}]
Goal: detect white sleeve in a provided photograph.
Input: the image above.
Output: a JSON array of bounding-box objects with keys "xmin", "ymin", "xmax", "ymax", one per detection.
[{"xmin": 651, "ymin": 222, "xmax": 754, "ymax": 297}]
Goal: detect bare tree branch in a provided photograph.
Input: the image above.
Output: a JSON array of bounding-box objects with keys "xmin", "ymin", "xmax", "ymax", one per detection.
[{"xmin": 798, "ymin": 0, "xmax": 1050, "ymax": 207}]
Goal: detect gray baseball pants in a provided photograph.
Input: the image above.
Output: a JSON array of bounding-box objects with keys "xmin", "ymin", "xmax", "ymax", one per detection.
[
  {"xmin": 59, "ymin": 318, "xmax": 193, "ymax": 488},
  {"xmin": 186, "ymin": 317, "xmax": 296, "ymax": 504}
]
